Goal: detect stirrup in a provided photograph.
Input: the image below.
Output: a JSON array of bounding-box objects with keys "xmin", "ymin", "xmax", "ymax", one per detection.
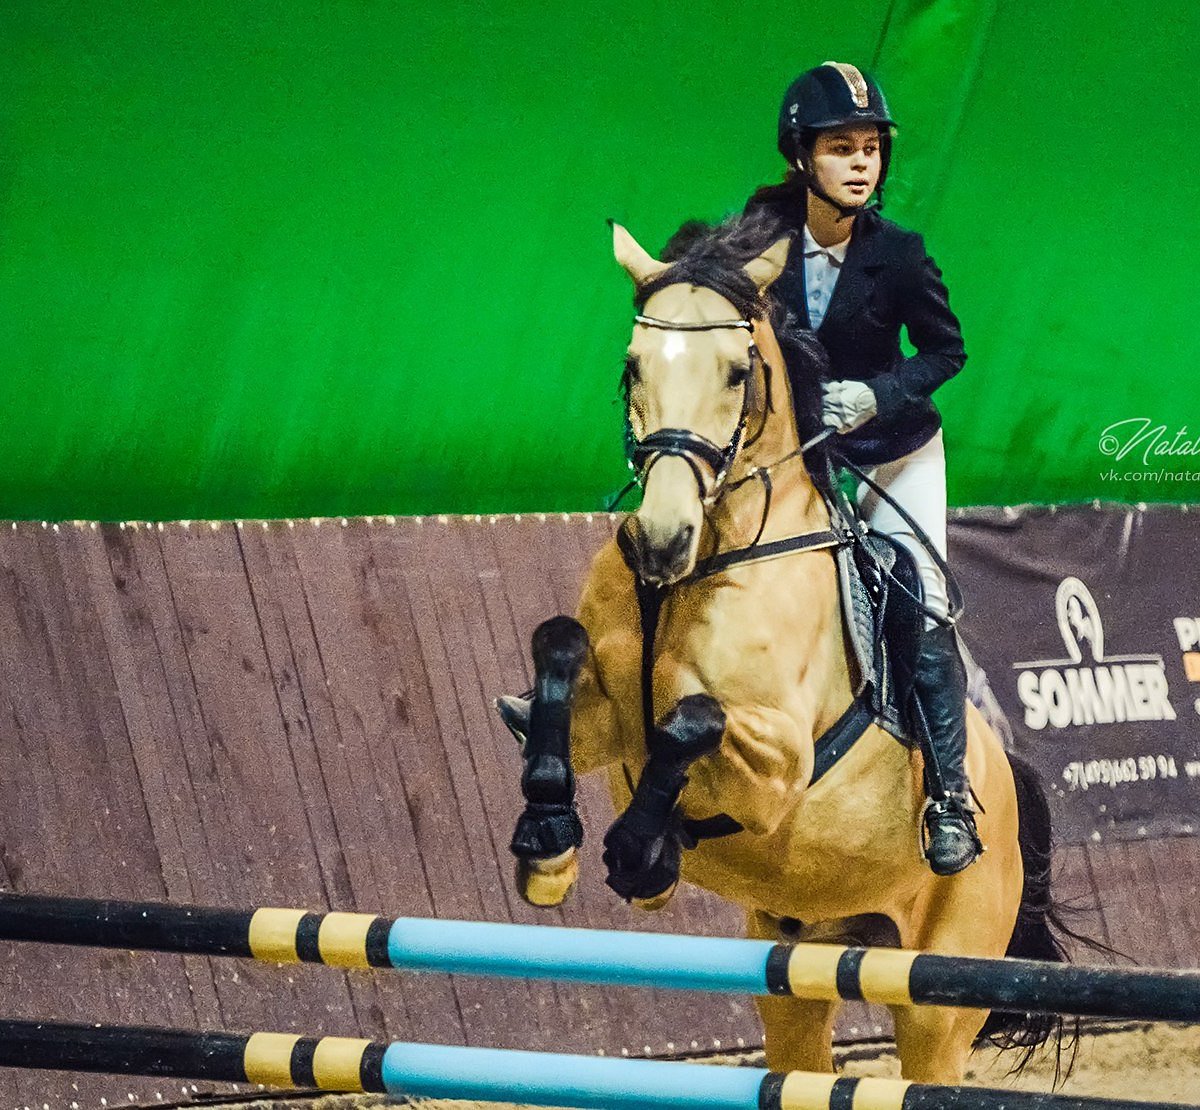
[{"xmin": 919, "ymin": 794, "xmax": 984, "ymax": 876}]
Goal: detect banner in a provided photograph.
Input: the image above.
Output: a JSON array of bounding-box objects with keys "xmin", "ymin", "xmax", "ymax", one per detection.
[{"xmin": 950, "ymin": 503, "xmax": 1199, "ymax": 844}]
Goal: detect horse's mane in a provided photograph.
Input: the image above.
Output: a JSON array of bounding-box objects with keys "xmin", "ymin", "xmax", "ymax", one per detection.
[{"xmin": 629, "ymin": 210, "xmax": 831, "ymax": 472}]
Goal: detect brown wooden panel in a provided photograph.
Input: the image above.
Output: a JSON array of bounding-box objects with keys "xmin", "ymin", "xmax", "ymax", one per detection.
[
  {"xmin": 235, "ymin": 521, "xmax": 414, "ymax": 1042},
  {"xmin": 279, "ymin": 518, "xmax": 477, "ymax": 1041},
  {"xmin": 1084, "ymin": 839, "xmax": 1178, "ymax": 967},
  {"xmin": 0, "ymin": 524, "xmax": 226, "ymax": 1109},
  {"xmin": 1053, "ymin": 844, "xmax": 1115, "ymax": 959},
  {"xmin": 0, "ymin": 515, "xmax": 1196, "ymax": 1110}
]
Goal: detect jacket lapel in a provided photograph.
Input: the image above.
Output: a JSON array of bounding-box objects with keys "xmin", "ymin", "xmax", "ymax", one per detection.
[
  {"xmin": 817, "ymin": 213, "xmax": 887, "ymax": 337},
  {"xmin": 773, "ymin": 240, "xmax": 811, "ymax": 329}
]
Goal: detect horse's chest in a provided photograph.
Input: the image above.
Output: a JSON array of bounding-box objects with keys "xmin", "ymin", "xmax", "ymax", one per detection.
[
  {"xmin": 681, "ymin": 826, "xmax": 909, "ymax": 920},
  {"xmin": 680, "ymin": 745, "xmax": 925, "ymax": 919}
]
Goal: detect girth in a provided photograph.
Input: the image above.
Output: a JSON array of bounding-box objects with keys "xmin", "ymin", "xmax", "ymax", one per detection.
[{"xmin": 615, "ymin": 523, "xmax": 879, "ymax": 844}]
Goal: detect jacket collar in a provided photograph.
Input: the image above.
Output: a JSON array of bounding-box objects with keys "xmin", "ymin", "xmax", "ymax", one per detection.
[
  {"xmin": 775, "ymin": 208, "xmax": 887, "ymax": 332},
  {"xmin": 811, "ymin": 209, "xmax": 888, "ymax": 333}
]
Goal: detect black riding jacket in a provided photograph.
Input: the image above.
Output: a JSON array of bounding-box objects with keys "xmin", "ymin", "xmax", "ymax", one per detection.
[{"xmin": 747, "ymin": 196, "xmax": 967, "ymax": 466}]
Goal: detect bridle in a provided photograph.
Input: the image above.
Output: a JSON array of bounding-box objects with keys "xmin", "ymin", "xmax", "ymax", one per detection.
[
  {"xmin": 627, "ymin": 313, "xmax": 761, "ymax": 507},
  {"xmin": 620, "ymin": 312, "xmax": 833, "ymax": 542}
]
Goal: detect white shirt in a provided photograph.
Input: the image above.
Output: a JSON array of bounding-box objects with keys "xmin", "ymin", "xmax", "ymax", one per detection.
[{"xmin": 802, "ymin": 224, "xmax": 850, "ymax": 330}]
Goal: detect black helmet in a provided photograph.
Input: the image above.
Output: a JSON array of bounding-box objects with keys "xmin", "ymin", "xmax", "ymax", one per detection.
[
  {"xmin": 775, "ymin": 61, "xmax": 896, "ymax": 213},
  {"xmin": 777, "ymin": 61, "xmax": 895, "ymax": 161}
]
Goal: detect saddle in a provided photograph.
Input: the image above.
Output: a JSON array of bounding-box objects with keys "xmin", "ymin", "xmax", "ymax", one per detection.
[{"xmin": 824, "ymin": 479, "xmax": 924, "ymax": 749}]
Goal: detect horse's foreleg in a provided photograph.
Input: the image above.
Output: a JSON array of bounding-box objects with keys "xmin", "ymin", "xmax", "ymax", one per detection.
[
  {"xmin": 601, "ymin": 693, "xmax": 725, "ymax": 907},
  {"xmin": 511, "ymin": 615, "xmax": 589, "ymax": 908},
  {"xmin": 747, "ymin": 911, "xmax": 840, "ymax": 1073}
]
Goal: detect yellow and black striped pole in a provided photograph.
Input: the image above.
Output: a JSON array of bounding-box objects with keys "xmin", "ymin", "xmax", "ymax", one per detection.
[
  {"xmin": 0, "ymin": 1019, "xmax": 1193, "ymax": 1110},
  {"xmin": 2, "ymin": 892, "xmax": 1199, "ymax": 1023}
]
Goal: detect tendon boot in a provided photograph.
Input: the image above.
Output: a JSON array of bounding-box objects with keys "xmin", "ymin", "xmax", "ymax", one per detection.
[
  {"xmin": 912, "ymin": 623, "xmax": 983, "ymax": 876},
  {"xmin": 510, "ymin": 618, "xmax": 588, "ymax": 868},
  {"xmin": 602, "ymin": 694, "xmax": 725, "ymax": 904}
]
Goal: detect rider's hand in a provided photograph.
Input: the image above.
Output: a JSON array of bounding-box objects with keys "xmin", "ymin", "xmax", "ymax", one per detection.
[{"xmin": 821, "ymin": 380, "xmax": 878, "ymax": 434}]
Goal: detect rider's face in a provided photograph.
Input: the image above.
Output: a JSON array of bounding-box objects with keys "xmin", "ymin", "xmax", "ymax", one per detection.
[{"xmin": 806, "ymin": 126, "xmax": 882, "ymax": 208}]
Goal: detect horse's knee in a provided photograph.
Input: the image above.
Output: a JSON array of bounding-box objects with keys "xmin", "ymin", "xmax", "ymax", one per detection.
[
  {"xmin": 652, "ymin": 693, "xmax": 725, "ymax": 763},
  {"xmin": 531, "ymin": 616, "xmax": 589, "ymax": 697}
]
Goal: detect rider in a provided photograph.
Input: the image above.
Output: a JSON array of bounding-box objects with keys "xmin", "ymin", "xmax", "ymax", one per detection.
[{"xmin": 746, "ymin": 61, "xmax": 982, "ymax": 876}]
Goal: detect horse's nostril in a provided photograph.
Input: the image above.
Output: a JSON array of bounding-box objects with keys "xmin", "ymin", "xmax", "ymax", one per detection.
[
  {"xmin": 663, "ymin": 524, "xmax": 695, "ymax": 572},
  {"xmin": 622, "ymin": 516, "xmax": 696, "ymax": 582}
]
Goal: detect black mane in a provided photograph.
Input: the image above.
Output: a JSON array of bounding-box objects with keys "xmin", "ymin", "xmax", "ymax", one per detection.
[{"xmin": 630, "ymin": 210, "xmax": 831, "ymax": 463}]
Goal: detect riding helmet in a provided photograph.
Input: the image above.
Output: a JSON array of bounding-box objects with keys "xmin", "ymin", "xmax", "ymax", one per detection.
[{"xmin": 777, "ymin": 61, "xmax": 895, "ymax": 170}]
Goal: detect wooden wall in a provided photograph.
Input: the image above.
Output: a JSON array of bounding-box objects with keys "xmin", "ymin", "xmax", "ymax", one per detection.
[{"xmin": 0, "ymin": 515, "xmax": 1192, "ymax": 1110}]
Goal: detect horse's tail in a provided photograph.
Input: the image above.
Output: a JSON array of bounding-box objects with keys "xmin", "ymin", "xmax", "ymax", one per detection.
[{"xmin": 977, "ymin": 751, "xmax": 1114, "ymax": 1077}]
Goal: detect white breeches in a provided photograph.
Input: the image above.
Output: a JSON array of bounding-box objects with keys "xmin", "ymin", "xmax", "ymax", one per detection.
[{"xmin": 854, "ymin": 429, "xmax": 949, "ymax": 629}]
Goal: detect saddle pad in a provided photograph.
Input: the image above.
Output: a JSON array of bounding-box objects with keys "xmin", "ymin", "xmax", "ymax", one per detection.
[{"xmin": 825, "ymin": 488, "xmax": 912, "ymax": 745}]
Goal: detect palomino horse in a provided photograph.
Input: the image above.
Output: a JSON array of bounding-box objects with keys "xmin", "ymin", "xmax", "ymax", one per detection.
[{"xmin": 507, "ymin": 214, "xmax": 1056, "ymax": 1084}]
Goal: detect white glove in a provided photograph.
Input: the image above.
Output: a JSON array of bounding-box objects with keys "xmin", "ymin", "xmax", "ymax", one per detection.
[{"xmin": 821, "ymin": 380, "xmax": 878, "ymax": 434}]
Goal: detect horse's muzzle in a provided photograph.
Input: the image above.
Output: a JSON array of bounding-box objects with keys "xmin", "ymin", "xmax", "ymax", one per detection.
[{"xmin": 620, "ymin": 515, "xmax": 695, "ymax": 586}]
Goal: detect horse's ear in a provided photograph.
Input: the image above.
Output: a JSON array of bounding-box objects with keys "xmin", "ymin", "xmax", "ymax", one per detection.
[
  {"xmin": 611, "ymin": 222, "xmax": 671, "ymax": 286},
  {"xmin": 742, "ymin": 236, "xmax": 792, "ymax": 292}
]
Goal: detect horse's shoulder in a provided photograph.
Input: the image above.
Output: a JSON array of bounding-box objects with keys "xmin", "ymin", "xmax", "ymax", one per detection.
[
  {"xmin": 578, "ymin": 537, "xmax": 637, "ymax": 613},
  {"xmin": 586, "ymin": 536, "xmax": 632, "ymax": 580}
]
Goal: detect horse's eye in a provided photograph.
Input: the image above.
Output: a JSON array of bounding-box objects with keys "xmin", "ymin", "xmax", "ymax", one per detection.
[
  {"xmin": 624, "ymin": 356, "xmax": 641, "ymax": 384},
  {"xmin": 727, "ymin": 365, "xmax": 750, "ymax": 389}
]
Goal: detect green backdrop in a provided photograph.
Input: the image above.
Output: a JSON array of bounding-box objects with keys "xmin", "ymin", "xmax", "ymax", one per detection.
[{"xmin": 2, "ymin": 2, "xmax": 1198, "ymax": 520}]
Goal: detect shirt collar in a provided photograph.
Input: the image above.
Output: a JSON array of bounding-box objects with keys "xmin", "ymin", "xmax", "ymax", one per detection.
[{"xmin": 802, "ymin": 224, "xmax": 850, "ymax": 264}]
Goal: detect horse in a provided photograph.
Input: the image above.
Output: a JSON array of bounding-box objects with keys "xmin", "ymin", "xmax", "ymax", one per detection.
[{"xmin": 504, "ymin": 211, "xmax": 1060, "ymax": 1084}]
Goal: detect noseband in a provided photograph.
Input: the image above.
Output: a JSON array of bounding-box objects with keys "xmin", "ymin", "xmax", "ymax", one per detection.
[{"xmin": 629, "ymin": 313, "xmax": 762, "ymax": 505}]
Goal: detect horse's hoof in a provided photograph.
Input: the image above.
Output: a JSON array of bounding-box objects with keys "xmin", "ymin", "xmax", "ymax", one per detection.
[
  {"xmin": 632, "ymin": 880, "xmax": 678, "ymax": 912},
  {"xmin": 515, "ymin": 848, "xmax": 579, "ymax": 908}
]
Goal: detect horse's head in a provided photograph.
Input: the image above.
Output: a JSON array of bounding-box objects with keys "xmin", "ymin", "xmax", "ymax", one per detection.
[{"xmin": 613, "ymin": 221, "xmax": 792, "ymax": 585}]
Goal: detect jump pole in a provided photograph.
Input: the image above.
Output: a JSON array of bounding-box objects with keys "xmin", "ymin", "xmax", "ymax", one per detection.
[
  {"xmin": 0, "ymin": 1019, "xmax": 1195, "ymax": 1110},
  {"xmin": 3, "ymin": 892, "xmax": 1200, "ymax": 1023}
]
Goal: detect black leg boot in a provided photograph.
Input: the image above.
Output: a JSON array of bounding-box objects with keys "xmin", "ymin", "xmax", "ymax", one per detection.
[
  {"xmin": 912, "ymin": 623, "xmax": 983, "ymax": 876},
  {"xmin": 602, "ymin": 694, "xmax": 725, "ymax": 903}
]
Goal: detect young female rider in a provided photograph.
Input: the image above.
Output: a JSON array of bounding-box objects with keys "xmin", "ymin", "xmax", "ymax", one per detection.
[{"xmin": 746, "ymin": 61, "xmax": 981, "ymax": 876}]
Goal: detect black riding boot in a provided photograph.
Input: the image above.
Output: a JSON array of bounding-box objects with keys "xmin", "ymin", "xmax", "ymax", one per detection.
[{"xmin": 912, "ymin": 623, "xmax": 983, "ymax": 876}]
